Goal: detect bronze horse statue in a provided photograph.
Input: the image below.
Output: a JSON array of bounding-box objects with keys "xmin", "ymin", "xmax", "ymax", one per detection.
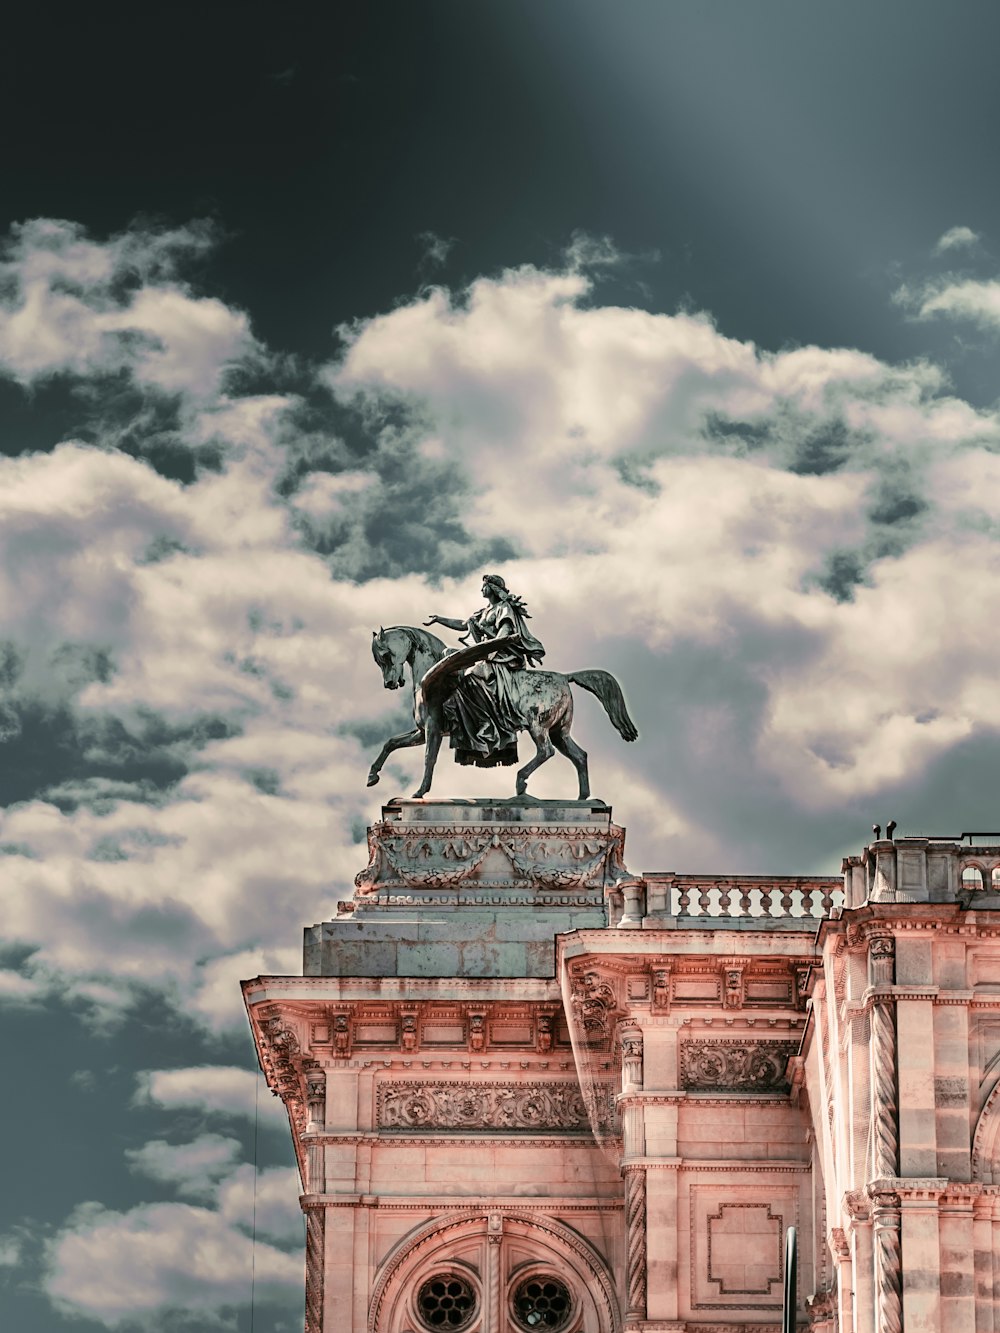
[{"xmin": 367, "ymin": 625, "xmax": 637, "ymax": 799}]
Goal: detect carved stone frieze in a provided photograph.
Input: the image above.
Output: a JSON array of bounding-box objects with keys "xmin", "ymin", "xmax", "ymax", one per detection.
[
  {"xmin": 353, "ymin": 821, "xmax": 627, "ymax": 894},
  {"xmin": 376, "ymin": 1080, "xmax": 589, "ymax": 1131},
  {"xmin": 679, "ymin": 1039, "xmax": 798, "ymax": 1093}
]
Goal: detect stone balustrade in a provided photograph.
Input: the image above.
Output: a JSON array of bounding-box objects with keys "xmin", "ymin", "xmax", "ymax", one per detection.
[{"xmin": 636, "ymin": 874, "xmax": 844, "ymax": 923}]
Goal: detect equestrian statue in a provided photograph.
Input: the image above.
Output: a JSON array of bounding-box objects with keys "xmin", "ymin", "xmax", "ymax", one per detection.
[{"xmin": 367, "ymin": 573, "xmax": 637, "ymax": 799}]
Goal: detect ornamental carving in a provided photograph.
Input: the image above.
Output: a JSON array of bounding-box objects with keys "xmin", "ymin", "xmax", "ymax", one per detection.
[
  {"xmin": 258, "ymin": 1013, "xmax": 306, "ymax": 1133},
  {"xmin": 570, "ymin": 971, "xmax": 618, "ymax": 1041},
  {"xmin": 377, "ymin": 1081, "xmax": 589, "ymax": 1131},
  {"xmin": 354, "ymin": 822, "xmax": 627, "ymax": 893},
  {"xmin": 680, "ymin": 1040, "xmax": 798, "ymax": 1093}
]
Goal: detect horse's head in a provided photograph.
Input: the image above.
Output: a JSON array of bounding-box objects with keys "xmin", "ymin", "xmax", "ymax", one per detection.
[{"xmin": 371, "ymin": 627, "xmax": 407, "ymax": 690}]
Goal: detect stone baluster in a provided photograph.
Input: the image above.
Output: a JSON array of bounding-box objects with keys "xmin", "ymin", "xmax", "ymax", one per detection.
[
  {"xmin": 780, "ymin": 883, "xmax": 794, "ymax": 916},
  {"xmin": 760, "ymin": 883, "xmax": 773, "ymax": 917},
  {"xmin": 675, "ymin": 883, "xmax": 691, "ymax": 916},
  {"xmin": 697, "ymin": 883, "xmax": 711, "ymax": 915},
  {"xmin": 739, "ymin": 884, "xmax": 753, "ymax": 916},
  {"xmin": 718, "ymin": 882, "xmax": 732, "ymax": 917}
]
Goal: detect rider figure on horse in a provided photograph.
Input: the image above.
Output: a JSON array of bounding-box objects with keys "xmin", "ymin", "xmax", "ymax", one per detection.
[{"xmin": 424, "ymin": 573, "xmax": 545, "ymax": 769}]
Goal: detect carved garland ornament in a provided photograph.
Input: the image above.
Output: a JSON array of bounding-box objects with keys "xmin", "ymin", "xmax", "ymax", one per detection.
[
  {"xmin": 680, "ymin": 1040, "xmax": 798, "ymax": 1093},
  {"xmin": 355, "ymin": 824, "xmax": 626, "ymax": 893},
  {"xmin": 377, "ymin": 1081, "xmax": 589, "ymax": 1131}
]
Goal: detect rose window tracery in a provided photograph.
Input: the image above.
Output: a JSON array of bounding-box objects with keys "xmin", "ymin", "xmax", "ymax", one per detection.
[
  {"xmin": 511, "ymin": 1276, "xmax": 572, "ymax": 1330},
  {"xmin": 415, "ymin": 1274, "xmax": 477, "ymax": 1330}
]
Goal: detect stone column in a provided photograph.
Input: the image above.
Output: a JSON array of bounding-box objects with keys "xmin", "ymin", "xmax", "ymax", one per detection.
[
  {"xmin": 846, "ymin": 1190, "xmax": 874, "ymax": 1333},
  {"xmin": 868, "ymin": 936, "xmax": 898, "ymax": 1180},
  {"xmin": 866, "ymin": 935, "xmax": 902, "ymax": 1333},
  {"xmin": 304, "ymin": 1063, "xmax": 326, "ymax": 1193},
  {"xmin": 973, "ymin": 1195, "xmax": 995, "ymax": 1333},
  {"xmin": 303, "ymin": 1204, "xmax": 325, "ymax": 1333},
  {"xmin": 624, "ymin": 1166, "xmax": 647, "ymax": 1324},
  {"xmin": 620, "ymin": 1026, "xmax": 646, "ymax": 1324},
  {"xmin": 871, "ymin": 1190, "xmax": 903, "ymax": 1333},
  {"xmin": 898, "ymin": 1188, "xmax": 942, "ymax": 1333},
  {"xmin": 939, "ymin": 1189, "xmax": 976, "ymax": 1333},
  {"xmin": 486, "ymin": 1213, "xmax": 503, "ymax": 1333}
]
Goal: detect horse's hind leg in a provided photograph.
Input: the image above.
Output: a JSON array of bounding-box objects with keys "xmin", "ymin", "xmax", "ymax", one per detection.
[
  {"xmin": 552, "ymin": 722, "xmax": 590, "ymax": 800},
  {"xmin": 516, "ymin": 720, "xmax": 554, "ymax": 797}
]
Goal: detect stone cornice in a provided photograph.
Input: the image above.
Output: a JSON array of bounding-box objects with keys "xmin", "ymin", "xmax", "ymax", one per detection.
[
  {"xmin": 243, "ymin": 976, "xmax": 561, "ymax": 1002},
  {"xmin": 306, "ymin": 1133, "xmax": 598, "ymax": 1145},
  {"xmin": 615, "ymin": 1092, "xmax": 791, "ymax": 1107},
  {"xmin": 621, "ymin": 1159, "xmax": 810, "ymax": 1173},
  {"xmin": 299, "ymin": 1193, "xmax": 623, "ymax": 1210}
]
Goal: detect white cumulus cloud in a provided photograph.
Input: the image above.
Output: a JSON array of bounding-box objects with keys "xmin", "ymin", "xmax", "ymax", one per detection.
[
  {"xmin": 44, "ymin": 1200, "xmax": 302, "ymax": 1328},
  {"xmin": 934, "ymin": 224, "xmax": 981, "ymax": 254}
]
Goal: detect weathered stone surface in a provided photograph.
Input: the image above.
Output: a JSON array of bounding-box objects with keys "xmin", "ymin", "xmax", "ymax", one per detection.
[{"xmin": 245, "ymin": 811, "xmax": 1000, "ymax": 1333}]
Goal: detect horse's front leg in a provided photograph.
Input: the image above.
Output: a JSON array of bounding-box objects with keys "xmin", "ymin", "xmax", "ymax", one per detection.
[
  {"xmin": 368, "ymin": 726, "xmax": 425, "ymax": 786},
  {"xmin": 412, "ymin": 715, "xmax": 443, "ymax": 799}
]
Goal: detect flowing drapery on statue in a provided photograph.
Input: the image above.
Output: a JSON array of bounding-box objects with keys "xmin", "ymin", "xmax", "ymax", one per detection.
[
  {"xmin": 429, "ymin": 574, "xmax": 545, "ymax": 768},
  {"xmin": 367, "ymin": 572, "xmax": 637, "ymax": 799}
]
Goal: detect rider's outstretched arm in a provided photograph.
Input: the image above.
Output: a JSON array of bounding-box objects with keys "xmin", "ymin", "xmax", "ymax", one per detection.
[{"xmin": 424, "ymin": 615, "xmax": 468, "ymax": 632}]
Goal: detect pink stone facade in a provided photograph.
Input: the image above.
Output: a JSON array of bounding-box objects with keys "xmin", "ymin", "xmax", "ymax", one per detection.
[{"xmin": 244, "ymin": 803, "xmax": 1000, "ymax": 1332}]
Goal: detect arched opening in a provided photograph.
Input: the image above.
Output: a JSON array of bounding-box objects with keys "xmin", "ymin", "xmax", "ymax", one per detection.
[
  {"xmin": 370, "ymin": 1212, "xmax": 619, "ymax": 1333},
  {"xmin": 972, "ymin": 1080, "xmax": 1000, "ymax": 1184},
  {"xmin": 962, "ymin": 865, "xmax": 985, "ymax": 892}
]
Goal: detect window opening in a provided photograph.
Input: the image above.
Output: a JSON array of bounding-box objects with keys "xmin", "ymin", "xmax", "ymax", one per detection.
[
  {"xmin": 416, "ymin": 1275, "xmax": 477, "ymax": 1330},
  {"xmin": 512, "ymin": 1277, "xmax": 572, "ymax": 1330}
]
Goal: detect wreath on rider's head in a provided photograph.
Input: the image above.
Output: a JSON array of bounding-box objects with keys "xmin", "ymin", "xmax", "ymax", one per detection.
[{"xmin": 482, "ymin": 573, "xmax": 532, "ymax": 619}]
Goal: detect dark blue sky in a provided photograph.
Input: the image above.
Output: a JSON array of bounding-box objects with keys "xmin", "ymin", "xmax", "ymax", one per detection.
[{"xmin": 4, "ymin": 2, "xmax": 999, "ymax": 386}]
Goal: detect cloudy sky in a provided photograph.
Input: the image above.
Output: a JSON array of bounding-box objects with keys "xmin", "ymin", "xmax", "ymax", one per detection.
[{"xmin": 4, "ymin": 1, "xmax": 1000, "ymax": 1328}]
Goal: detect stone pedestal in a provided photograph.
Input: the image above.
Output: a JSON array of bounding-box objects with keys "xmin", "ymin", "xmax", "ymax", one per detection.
[{"xmin": 304, "ymin": 798, "xmax": 624, "ymax": 978}]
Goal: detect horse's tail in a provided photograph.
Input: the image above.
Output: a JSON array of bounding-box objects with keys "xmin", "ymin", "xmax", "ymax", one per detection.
[{"xmin": 566, "ymin": 670, "xmax": 638, "ymax": 742}]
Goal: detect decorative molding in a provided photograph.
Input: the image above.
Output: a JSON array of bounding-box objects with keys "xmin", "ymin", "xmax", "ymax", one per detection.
[
  {"xmin": 679, "ymin": 1040, "xmax": 797, "ymax": 1093},
  {"xmin": 315, "ymin": 1134, "xmax": 597, "ymax": 1147},
  {"xmin": 690, "ymin": 1186, "xmax": 797, "ymax": 1312},
  {"xmin": 368, "ymin": 1210, "xmax": 620, "ymax": 1333},
  {"xmin": 569, "ymin": 969, "xmax": 619, "ymax": 1043},
  {"xmin": 706, "ymin": 1202, "xmax": 782, "ymax": 1297},
  {"xmin": 376, "ymin": 1080, "xmax": 589, "ymax": 1132}
]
